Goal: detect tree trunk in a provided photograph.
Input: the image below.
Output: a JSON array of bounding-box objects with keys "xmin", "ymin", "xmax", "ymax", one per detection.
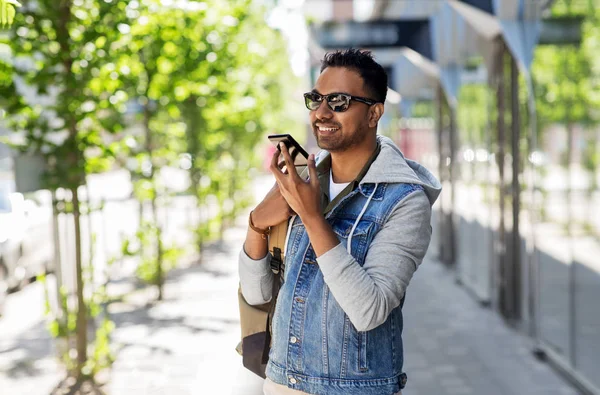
[
  {"xmin": 138, "ymin": 199, "xmax": 144, "ymax": 257},
  {"xmin": 143, "ymin": 104, "xmax": 164, "ymax": 300},
  {"xmin": 72, "ymin": 186, "xmax": 87, "ymax": 378},
  {"xmin": 185, "ymin": 98, "xmax": 205, "ymax": 260},
  {"xmin": 151, "ymin": 198, "xmax": 163, "ymax": 301},
  {"xmin": 51, "ymin": 191, "xmax": 65, "ymax": 324}
]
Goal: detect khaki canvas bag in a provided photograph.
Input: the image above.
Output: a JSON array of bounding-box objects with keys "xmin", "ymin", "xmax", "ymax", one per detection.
[{"xmin": 236, "ymin": 220, "xmax": 287, "ymax": 378}]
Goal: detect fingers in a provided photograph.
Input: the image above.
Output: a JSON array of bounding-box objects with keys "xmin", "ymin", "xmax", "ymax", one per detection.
[
  {"xmin": 270, "ymin": 145, "xmax": 292, "ymax": 175},
  {"xmin": 270, "ymin": 147, "xmax": 285, "ymax": 183},
  {"xmin": 278, "ymin": 143, "xmax": 300, "ymax": 181}
]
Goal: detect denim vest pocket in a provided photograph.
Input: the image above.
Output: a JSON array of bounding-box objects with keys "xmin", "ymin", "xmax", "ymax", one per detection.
[{"xmin": 331, "ymin": 218, "xmax": 373, "ymax": 262}]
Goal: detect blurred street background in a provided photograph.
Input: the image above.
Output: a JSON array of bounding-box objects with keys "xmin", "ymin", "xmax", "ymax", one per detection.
[{"xmin": 0, "ymin": 0, "xmax": 599, "ymax": 394}]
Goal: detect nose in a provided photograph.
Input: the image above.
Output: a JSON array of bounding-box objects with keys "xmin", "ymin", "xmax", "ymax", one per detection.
[{"xmin": 314, "ymin": 99, "xmax": 333, "ymax": 121}]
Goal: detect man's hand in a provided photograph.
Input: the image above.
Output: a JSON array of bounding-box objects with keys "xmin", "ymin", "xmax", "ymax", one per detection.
[
  {"xmin": 270, "ymin": 143, "xmax": 321, "ymax": 223},
  {"xmin": 270, "ymin": 143, "xmax": 340, "ymax": 257}
]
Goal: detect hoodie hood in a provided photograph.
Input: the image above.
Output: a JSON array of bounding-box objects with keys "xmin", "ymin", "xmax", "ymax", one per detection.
[{"xmin": 316, "ymin": 135, "xmax": 441, "ymax": 206}]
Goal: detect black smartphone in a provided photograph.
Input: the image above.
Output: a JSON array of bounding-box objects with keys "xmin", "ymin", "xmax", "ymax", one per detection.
[
  {"xmin": 268, "ymin": 134, "xmax": 309, "ymax": 166},
  {"xmin": 267, "ymin": 134, "xmax": 310, "ymax": 180}
]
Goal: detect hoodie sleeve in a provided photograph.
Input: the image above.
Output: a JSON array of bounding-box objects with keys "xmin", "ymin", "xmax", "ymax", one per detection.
[
  {"xmin": 238, "ymin": 248, "xmax": 274, "ymax": 305},
  {"xmin": 316, "ymin": 189, "xmax": 432, "ymax": 332}
]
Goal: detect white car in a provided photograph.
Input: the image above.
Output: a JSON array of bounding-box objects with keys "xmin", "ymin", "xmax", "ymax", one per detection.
[{"xmin": 0, "ymin": 189, "xmax": 54, "ymax": 316}]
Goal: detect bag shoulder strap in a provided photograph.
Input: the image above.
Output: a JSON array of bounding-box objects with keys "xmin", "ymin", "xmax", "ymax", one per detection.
[
  {"xmin": 267, "ymin": 165, "xmax": 309, "ymax": 276},
  {"xmin": 265, "ymin": 221, "xmax": 288, "ymax": 348},
  {"xmin": 268, "ymin": 220, "xmax": 288, "ymax": 275}
]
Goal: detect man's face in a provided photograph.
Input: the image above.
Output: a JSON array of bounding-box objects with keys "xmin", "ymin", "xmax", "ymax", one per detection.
[{"xmin": 310, "ymin": 67, "xmax": 374, "ymax": 153}]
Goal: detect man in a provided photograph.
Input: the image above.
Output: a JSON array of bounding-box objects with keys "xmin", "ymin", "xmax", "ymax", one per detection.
[{"xmin": 239, "ymin": 49, "xmax": 441, "ymax": 395}]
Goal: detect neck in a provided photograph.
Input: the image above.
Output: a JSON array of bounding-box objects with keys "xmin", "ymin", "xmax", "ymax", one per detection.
[{"xmin": 330, "ymin": 135, "xmax": 377, "ymax": 183}]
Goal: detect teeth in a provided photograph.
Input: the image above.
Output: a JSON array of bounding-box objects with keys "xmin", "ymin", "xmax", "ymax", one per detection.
[{"xmin": 318, "ymin": 127, "xmax": 338, "ymax": 132}]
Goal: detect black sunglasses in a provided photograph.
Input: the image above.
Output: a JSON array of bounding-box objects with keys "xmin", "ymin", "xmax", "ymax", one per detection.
[{"xmin": 303, "ymin": 92, "xmax": 379, "ymax": 112}]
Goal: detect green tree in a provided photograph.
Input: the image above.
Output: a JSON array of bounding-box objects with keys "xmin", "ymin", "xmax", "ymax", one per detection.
[
  {"xmin": 113, "ymin": 0, "xmax": 301, "ymax": 264},
  {"xmin": 111, "ymin": 1, "xmax": 194, "ymax": 300},
  {"xmin": 0, "ymin": 0, "xmax": 128, "ymax": 382},
  {"xmin": 176, "ymin": 0, "xmax": 300, "ymax": 253}
]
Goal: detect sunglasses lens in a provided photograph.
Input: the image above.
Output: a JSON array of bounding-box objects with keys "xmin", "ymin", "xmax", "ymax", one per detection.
[
  {"xmin": 304, "ymin": 93, "xmax": 321, "ymax": 110},
  {"xmin": 304, "ymin": 93, "xmax": 351, "ymax": 112},
  {"xmin": 327, "ymin": 94, "xmax": 350, "ymax": 112}
]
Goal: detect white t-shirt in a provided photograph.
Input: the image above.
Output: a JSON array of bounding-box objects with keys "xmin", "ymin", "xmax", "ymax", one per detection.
[{"xmin": 329, "ymin": 169, "xmax": 351, "ymax": 201}]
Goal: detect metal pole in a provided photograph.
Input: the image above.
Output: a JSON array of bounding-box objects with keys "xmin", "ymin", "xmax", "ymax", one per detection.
[
  {"xmin": 437, "ymin": 84, "xmax": 445, "ymax": 261},
  {"xmin": 485, "ymin": 68, "xmax": 494, "ymax": 305},
  {"xmin": 449, "ymin": 99, "xmax": 457, "ymax": 266},
  {"xmin": 525, "ymin": 72, "xmax": 540, "ymax": 341},
  {"xmin": 496, "ymin": 43, "xmax": 506, "ymax": 317},
  {"xmin": 510, "ymin": 54, "xmax": 521, "ymax": 321}
]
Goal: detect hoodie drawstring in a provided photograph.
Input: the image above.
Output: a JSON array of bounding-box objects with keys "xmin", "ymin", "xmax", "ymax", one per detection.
[
  {"xmin": 283, "ymin": 214, "xmax": 296, "ymax": 260},
  {"xmin": 347, "ymin": 183, "xmax": 378, "ymax": 254}
]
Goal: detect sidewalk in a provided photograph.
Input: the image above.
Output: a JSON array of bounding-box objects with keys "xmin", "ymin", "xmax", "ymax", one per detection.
[
  {"xmin": 104, "ymin": 222, "xmax": 264, "ymax": 395},
  {"xmin": 106, "ymin": 216, "xmax": 581, "ymax": 395},
  {"xmin": 401, "ymin": 259, "xmax": 580, "ymax": 395}
]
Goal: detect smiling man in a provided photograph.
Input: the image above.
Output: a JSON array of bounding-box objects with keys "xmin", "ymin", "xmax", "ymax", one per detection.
[{"xmin": 239, "ymin": 49, "xmax": 441, "ymax": 395}]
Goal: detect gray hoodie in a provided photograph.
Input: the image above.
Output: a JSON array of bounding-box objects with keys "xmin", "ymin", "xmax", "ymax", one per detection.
[{"xmin": 239, "ymin": 135, "xmax": 441, "ymax": 332}]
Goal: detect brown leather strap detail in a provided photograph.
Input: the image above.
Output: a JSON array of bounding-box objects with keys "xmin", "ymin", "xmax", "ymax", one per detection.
[
  {"xmin": 249, "ymin": 210, "xmax": 270, "ymax": 239},
  {"xmin": 268, "ymin": 220, "xmax": 288, "ymax": 262}
]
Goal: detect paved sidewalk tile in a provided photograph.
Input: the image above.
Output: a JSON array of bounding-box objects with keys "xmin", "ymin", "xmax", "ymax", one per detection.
[
  {"xmin": 105, "ymin": 222, "xmax": 263, "ymax": 395},
  {"xmin": 0, "ymin": 281, "xmax": 64, "ymax": 395},
  {"xmin": 401, "ymin": 256, "xmax": 581, "ymax": 395}
]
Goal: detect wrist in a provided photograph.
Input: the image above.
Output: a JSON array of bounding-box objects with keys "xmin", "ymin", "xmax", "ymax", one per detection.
[
  {"xmin": 250, "ymin": 207, "xmax": 269, "ymax": 229},
  {"xmin": 301, "ymin": 212, "xmax": 326, "ymax": 229},
  {"xmin": 248, "ymin": 210, "xmax": 270, "ymax": 239}
]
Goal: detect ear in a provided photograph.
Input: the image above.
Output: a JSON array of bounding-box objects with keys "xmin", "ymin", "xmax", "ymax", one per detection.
[{"xmin": 368, "ymin": 103, "xmax": 384, "ymax": 128}]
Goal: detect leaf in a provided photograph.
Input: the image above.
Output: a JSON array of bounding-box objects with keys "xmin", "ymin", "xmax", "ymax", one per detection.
[
  {"xmin": 0, "ymin": 0, "xmax": 20, "ymax": 28},
  {"xmin": 1, "ymin": 3, "xmax": 6, "ymax": 27}
]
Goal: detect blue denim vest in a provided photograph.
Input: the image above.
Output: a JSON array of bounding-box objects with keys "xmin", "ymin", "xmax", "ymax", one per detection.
[{"xmin": 266, "ymin": 182, "xmax": 423, "ymax": 395}]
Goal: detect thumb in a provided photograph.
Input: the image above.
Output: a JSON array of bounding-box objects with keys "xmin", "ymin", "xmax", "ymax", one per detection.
[{"xmin": 308, "ymin": 154, "xmax": 319, "ymax": 186}]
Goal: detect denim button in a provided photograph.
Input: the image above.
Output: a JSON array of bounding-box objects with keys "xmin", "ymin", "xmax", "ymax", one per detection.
[
  {"xmin": 290, "ymin": 336, "xmax": 298, "ymax": 344},
  {"xmin": 289, "ymin": 377, "xmax": 297, "ymax": 384}
]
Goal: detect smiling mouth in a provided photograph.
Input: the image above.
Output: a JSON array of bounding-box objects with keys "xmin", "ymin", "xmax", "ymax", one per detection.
[{"xmin": 316, "ymin": 126, "xmax": 340, "ymax": 134}]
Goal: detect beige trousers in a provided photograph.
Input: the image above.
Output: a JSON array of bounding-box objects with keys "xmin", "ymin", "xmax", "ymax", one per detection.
[{"xmin": 263, "ymin": 378, "xmax": 401, "ymax": 395}]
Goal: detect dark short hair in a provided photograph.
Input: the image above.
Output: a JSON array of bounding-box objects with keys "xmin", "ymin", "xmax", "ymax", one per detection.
[{"xmin": 320, "ymin": 48, "xmax": 388, "ymax": 103}]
